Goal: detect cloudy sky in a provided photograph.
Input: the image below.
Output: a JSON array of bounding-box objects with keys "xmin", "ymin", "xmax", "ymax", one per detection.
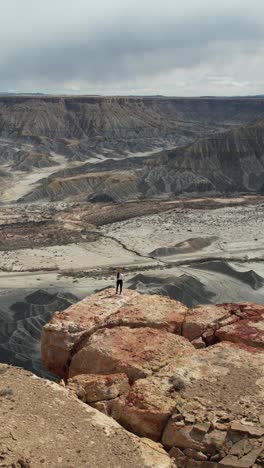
[{"xmin": 1, "ymin": 0, "xmax": 264, "ymax": 96}]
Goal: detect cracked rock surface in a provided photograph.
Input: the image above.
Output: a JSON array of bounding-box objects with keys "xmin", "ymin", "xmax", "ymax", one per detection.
[{"xmin": 42, "ymin": 288, "xmax": 264, "ymax": 467}]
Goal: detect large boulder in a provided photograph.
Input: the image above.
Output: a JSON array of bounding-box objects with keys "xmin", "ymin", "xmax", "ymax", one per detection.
[
  {"xmin": 42, "ymin": 288, "xmax": 188, "ymax": 378},
  {"xmin": 110, "ymin": 375, "xmax": 178, "ymax": 440},
  {"xmin": 69, "ymin": 327, "xmax": 194, "ymax": 381},
  {"xmin": 183, "ymin": 302, "xmax": 264, "ymax": 348}
]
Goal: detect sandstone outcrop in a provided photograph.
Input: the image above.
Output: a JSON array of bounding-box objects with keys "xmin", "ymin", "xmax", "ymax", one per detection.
[
  {"xmin": 41, "ymin": 289, "xmax": 188, "ymax": 377},
  {"xmin": 42, "ymin": 289, "xmax": 264, "ymax": 467}
]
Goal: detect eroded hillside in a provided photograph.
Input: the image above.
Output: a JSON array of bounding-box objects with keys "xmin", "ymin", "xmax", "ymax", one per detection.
[
  {"xmin": 21, "ymin": 120, "xmax": 264, "ymax": 202},
  {"xmin": 1, "ymin": 95, "xmax": 264, "ymax": 203}
]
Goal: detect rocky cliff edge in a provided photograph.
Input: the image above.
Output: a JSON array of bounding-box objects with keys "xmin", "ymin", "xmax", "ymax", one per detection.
[
  {"xmin": 42, "ymin": 288, "xmax": 264, "ymax": 467},
  {"xmin": 0, "ymin": 363, "xmax": 172, "ymax": 468}
]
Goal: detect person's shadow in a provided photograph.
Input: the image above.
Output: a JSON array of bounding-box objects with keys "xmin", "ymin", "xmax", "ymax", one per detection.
[{"xmin": 100, "ymin": 294, "xmax": 118, "ymax": 299}]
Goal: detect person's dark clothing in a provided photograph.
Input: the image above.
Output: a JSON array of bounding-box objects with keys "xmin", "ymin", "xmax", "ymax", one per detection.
[
  {"xmin": 116, "ymin": 279, "xmax": 123, "ymax": 294},
  {"xmin": 116, "ymin": 272, "xmax": 124, "ymax": 294}
]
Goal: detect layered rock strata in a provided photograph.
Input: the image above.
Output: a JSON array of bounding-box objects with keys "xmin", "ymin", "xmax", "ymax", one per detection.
[{"xmin": 42, "ymin": 289, "xmax": 264, "ymax": 467}]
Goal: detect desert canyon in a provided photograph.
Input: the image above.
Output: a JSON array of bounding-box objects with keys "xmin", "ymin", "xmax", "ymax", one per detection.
[{"xmin": 0, "ymin": 95, "xmax": 264, "ymax": 467}]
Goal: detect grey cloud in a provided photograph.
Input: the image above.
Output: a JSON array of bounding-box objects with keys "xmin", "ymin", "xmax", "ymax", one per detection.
[{"xmin": 0, "ymin": 0, "xmax": 264, "ymax": 94}]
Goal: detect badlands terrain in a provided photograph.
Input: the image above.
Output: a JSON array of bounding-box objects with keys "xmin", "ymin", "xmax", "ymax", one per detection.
[{"xmin": 0, "ymin": 95, "xmax": 264, "ymax": 466}]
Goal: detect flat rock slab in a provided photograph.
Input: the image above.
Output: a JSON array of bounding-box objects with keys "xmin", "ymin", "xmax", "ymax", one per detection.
[
  {"xmin": 0, "ymin": 364, "xmax": 172, "ymax": 468},
  {"xmin": 103, "ymin": 293, "xmax": 188, "ymax": 333},
  {"xmin": 69, "ymin": 326, "xmax": 195, "ymax": 381}
]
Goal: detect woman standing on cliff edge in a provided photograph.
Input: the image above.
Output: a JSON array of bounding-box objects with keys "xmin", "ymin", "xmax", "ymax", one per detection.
[{"xmin": 116, "ymin": 269, "xmax": 124, "ymax": 295}]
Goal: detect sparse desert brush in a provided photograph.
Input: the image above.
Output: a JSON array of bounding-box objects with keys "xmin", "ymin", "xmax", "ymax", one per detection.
[{"xmin": 0, "ymin": 387, "xmax": 15, "ymax": 398}]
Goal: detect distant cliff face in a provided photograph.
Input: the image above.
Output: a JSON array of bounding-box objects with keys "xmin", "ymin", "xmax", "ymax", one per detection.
[
  {"xmin": 1, "ymin": 95, "xmax": 264, "ymax": 157},
  {"xmin": 2, "ymin": 95, "xmax": 264, "ymax": 202},
  {"xmin": 21, "ymin": 120, "xmax": 264, "ymax": 202}
]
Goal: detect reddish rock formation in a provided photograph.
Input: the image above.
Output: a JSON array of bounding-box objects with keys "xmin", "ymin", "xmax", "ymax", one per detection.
[
  {"xmin": 41, "ymin": 289, "xmax": 188, "ymax": 377},
  {"xmin": 215, "ymin": 304, "xmax": 264, "ymax": 348},
  {"xmin": 42, "ymin": 289, "xmax": 264, "ymax": 467}
]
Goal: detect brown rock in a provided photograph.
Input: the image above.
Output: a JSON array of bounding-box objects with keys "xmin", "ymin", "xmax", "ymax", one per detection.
[
  {"xmin": 186, "ymin": 461, "xmax": 219, "ymax": 467},
  {"xmin": 184, "ymin": 448, "xmax": 207, "ymax": 461},
  {"xmin": 41, "ymin": 291, "xmax": 264, "ymax": 461},
  {"xmin": 193, "ymin": 423, "xmax": 211, "ymax": 435},
  {"xmin": 111, "ymin": 394, "xmax": 171, "ymax": 441},
  {"xmin": 169, "ymin": 447, "xmax": 187, "ymax": 467},
  {"xmin": 220, "ymin": 441, "xmax": 264, "ymax": 467},
  {"xmin": 230, "ymin": 422, "xmax": 264, "ymax": 437},
  {"xmin": 109, "ymin": 375, "xmax": 177, "ymax": 440},
  {"xmin": 41, "ymin": 289, "xmax": 138, "ymax": 377},
  {"xmin": 259, "ymin": 414, "xmax": 264, "ymax": 427},
  {"xmin": 103, "ymin": 292, "xmax": 188, "ymax": 334},
  {"xmin": 229, "ymin": 438, "xmax": 254, "ymax": 457},
  {"xmin": 191, "ymin": 338, "xmax": 206, "ymax": 349},
  {"xmin": 42, "ymin": 288, "xmax": 188, "ymax": 378},
  {"xmin": 184, "ymin": 414, "xmax": 196, "ymax": 424},
  {"xmin": 183, "ymin": 305, "xmax": 228, "ymax": 341},
  {"xmin": 68, "ymin": 373, "xmax": 130, "ymax": 403},
  {"xmin": 90, "ymin": 399, "xmax": 111, "ymax": 415},
  {"xmin": 162, "ymin": 420, "xmax": 204, "ymax": 450},
  {"xmin": 216, "ymin": 305, "xmax": 264, "ymax": 348},
  {"xmin": 203, "ymin": 430, "xmax": 227, "ymax": 453},
  {"xmin": 220, "ymin": 452, "xmax": 257, "ymax": 467},
  {"xmin": 69, "ymin": 326, "xmax": 194, "ymax": 381},
  {"xmin": 158, "ymin": 341, "xmax": 264, "ymax": 423}
]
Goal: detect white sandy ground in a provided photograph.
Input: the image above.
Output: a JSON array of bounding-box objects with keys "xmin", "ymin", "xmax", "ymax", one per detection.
[
  {"xmin": 1, "ymin": 154, "xmax": 81, "ymax": 203},
  {"xmin": 1, "ymin": 202, "xmax": 264, "ymax": 278},
  {"xmin": 1, "ymin": 258, "xmax": 264, "ymax": 306},
  {"xmin": 100, "ymin": 203, "xmax": 264, "ymax": 262},
  {"xmin": 0, "ymin": 201, "xmax": 264, "ymax": 306},
  {"xmin": 1, "ymin": 167, "xmax": 60, "ymax": 202},
  {"xmin": 0, "ymin": 237, "xmax": 156, "ymax": 274},
  {"xmin": 0, "ymin": 272, "xmax": 111, "ymax": 298}
]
